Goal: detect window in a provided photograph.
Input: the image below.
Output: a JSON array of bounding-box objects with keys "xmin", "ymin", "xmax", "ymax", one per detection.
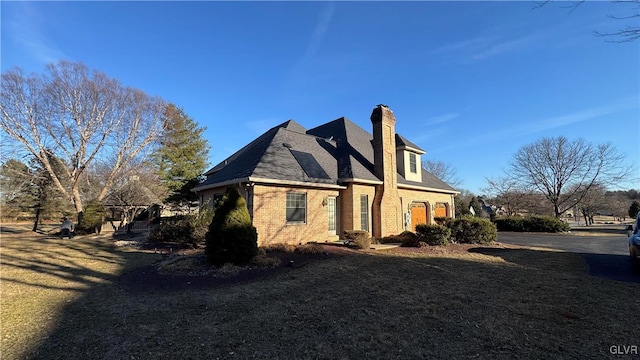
[
  {"xmin": 360, "ymin": 195, "xmax": 369, "ymax": 232},
  {"xmin": 286, "ymin": 193, "xmax": 306, "ymax": 223},
  {"xmin": 409, "ymin": 153, "xmax": 417, "ymax": 173},
  {"xmin": 327, "ymin": 197, "xmax": 336, "ymax": 233}
]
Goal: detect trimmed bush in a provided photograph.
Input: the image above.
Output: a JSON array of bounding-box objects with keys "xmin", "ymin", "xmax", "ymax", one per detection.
[
  {"xmin": 494, "ymin": 215, "xmax": 570, "ymax": 233},
  {"xmin": 433, "ymin": 217, "xmax": 450, "ymax": 226},
  {"xmin": 205, "ymin": 188, "xmax": 258, "ymax": 266},
  {"xmin": 448, "ymin": 217, "xmax": 497, "ymax": 244},
  {"xmin": 343, "ymin": 230, "xmax": 371, "ymax": 250},
  {"xmin": 493, "ymin": 216, "xmax": 524, "ymax": 232},
  {"xmin": 415, "ymin": 224, "xmax": 451, "ymax": 246}
]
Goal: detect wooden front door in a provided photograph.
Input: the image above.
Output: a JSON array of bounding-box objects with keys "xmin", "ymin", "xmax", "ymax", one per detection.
[{"xmin": 410, "ymin": 203, "xmax": 427, "ymax": 232}]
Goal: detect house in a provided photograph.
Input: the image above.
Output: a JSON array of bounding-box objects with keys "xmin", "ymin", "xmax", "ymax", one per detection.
[{"xmin": 193, "ymin": 105, "xmax": 459, "ymax": 246}]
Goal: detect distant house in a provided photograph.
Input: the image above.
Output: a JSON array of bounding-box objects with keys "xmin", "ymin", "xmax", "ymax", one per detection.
[{"xmin": 193, "ymin": 105, "xmax": 459, "ymax": 246}]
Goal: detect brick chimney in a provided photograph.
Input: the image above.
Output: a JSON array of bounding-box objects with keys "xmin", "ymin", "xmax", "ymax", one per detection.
[{"xmin": 370, "ymin": 104, "xmax": 402, "ymax": 238}]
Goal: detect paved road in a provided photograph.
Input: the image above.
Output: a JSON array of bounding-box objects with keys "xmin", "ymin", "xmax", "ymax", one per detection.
[{"xmin": 498, "ymin": 232, "xmax": 639, "ymax": 284}]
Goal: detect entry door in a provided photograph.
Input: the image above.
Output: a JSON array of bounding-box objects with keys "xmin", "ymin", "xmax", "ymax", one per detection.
[{"xmin": 411, "ymin": 203, "xmax": 427, "ymax": 232}]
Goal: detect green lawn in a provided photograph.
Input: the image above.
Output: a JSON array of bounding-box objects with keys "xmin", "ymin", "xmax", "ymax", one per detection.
[{"xmin": 1, "ymin": 225, "xmax": 638, "ymax": 359}]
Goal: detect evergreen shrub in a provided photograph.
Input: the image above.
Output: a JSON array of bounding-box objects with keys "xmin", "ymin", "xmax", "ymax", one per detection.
[
  {"xmin": 76, "ymin": 200, "xmax": 107, "ymax": 234},
  {"xmin": 415, "ymin": 224, "xmax": 451, "ymax": 246},
  {"xmin": 494, "ymin": 216, "xmax": 569, "ymax": 233},
  {"xmin": 449, "ymin": 217, "xmax": 497, "ymax": 244},
  {"xmin": 205, "ymin": 188, "xmax": 258, "ymax": 265}
]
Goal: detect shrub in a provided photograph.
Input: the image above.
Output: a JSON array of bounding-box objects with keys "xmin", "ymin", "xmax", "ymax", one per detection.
[
  {"xmin": 433, "ymin": 217, "xmax": 450, "ymax": 226},
  {"xmin": 147, "ymin": 208, "xmax": 213, "ymax": 248},
  {"xmin": 381, "ymin": 230, "xmax": 418, "ymax": 244},
  {"xmin": 448, "ymin": 217, "xmax": 497, "ymax": 244},
  {"xmin": 343, "ymin": 230, "xmax": 371, "ymax": 250},
  {"xmin": 76, "ymin": 200, "xmax": 107, "ymax": 234},
  {"xmin": 191, "ymin": 207, "xmax": 215, "ymax": 241},
  {"xmin": 295, "ymin": 243, "xmax": 324, "ymax": 255},
  {"xmin": 399, "ymin": 231, "xmax": 422, "ymax": 247},
  {"xmin": 415, "ymin": 224, "xmax": 451, "ymax": 246},
  {"xmin": 494, "ymin": 216, "xmax": 570, "ymax": 233},
  {"xmin": 264, "ymin": 243, "xmax": 297, "ymax": 253},
  {"xmin": 148, "ymin": 218, "xmax": 198, "ymax": 247},
  {"xmin": 205, "ymin": 187, "xmax": 258, "ymax": 265},
  {"xmin": 352, "ymin": 236, "xmax": 372, "ymax": 250},
  {"xmin": 493, "ymin": 216, "xmax": 524, "ymax": 232}
]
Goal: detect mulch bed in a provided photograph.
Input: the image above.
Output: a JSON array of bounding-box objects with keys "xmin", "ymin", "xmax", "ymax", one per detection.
[
  {"xmin": 117, "ymin": 242, "xmax": 523, "ymax": 293},
  {"xmin": 118, "ymin": 244, "xmax": 359, "ymax": 293}
]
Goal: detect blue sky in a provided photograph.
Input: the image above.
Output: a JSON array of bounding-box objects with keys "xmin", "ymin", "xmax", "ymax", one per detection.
[{"xmin": 2, "ymin": 1, "xmax": 638, "ymax": 194}]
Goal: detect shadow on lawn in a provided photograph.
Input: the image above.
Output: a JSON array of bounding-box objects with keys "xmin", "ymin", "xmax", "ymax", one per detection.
[
  {"xmin": 9, "ymin": 240, "xmax": 639, "ymax": 360},
  {"xmin": 1, "ymin": 237, "xmax": 133, "ymax": 291},
  {"xmin": 1, "ymin": 232, "xmax": 160, "ymax": 360},
  {"xmin": 469, "ymin": 247, "xmax": 640, "ymax": 284}
]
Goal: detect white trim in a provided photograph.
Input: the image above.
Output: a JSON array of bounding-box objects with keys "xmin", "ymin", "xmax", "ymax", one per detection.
[
  {"xmin": 192, "ymin": 177, "xmax": 250, "ymax": 192},
  {"xmin": 248, "ymin": 177, "xmax": 347, "ymax": 189},
  {"xmin": 337, "ymin": 178, "xmax": 383, "ymax": 185},
  {"xmin": 398, "ymin": 183, "xmax": 460, "ymax": 194},
  {"xmin": 193, "ymin": 177, "xmax": 347, "ymax": 192},
  {"xmin": 396, "ymin": 145, "xmax": 426, "ymax": 155}
]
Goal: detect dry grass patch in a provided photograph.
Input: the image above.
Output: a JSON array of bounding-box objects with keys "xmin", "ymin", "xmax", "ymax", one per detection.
[
  {"xmin": 2, "ymin": 226, "xmax": 638, "ymax": 359},
  {"xmin": 0, "ymin": 226, "xmax": 159, "ymax": 360}
]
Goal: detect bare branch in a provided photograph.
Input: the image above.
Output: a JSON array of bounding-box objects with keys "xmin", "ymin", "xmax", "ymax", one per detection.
[
  {"xmin": 507, "ymin": 136, "xmax": 631, "ymax": 217},
  {"xmin": 0, "ymin": 62, "xmax": 165, "ymax": 215}
]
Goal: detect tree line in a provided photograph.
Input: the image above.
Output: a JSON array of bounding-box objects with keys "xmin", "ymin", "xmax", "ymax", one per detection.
[
  {"xmin": 0, "ymin": 61, "xmax": 209, "ymax": 231},
  {"xmin": 422, "ymin": 137, "xmax": 634, "ymax": 225}
]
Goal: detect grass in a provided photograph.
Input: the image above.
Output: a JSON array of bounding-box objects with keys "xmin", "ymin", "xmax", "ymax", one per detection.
[{"xmin": 1, "ymin": 225, "xmax": 639, "ymax": 359}]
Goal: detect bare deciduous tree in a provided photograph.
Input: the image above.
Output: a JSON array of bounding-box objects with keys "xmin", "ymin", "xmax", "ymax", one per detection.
[
  {"xmin": 0, "ymin": 61, "xmax": 165, "ymax": 219},
  {"xmin": 509, "ymin": 136, "xmax": 630, "ymax": 218},
  {"xmin": 422, "ymin": 159, "xmax": 463, "ymax": 188},
  {"xmin": 483, "ymin": 176, "xmax": 530, "ymax": 216},
  {"xmin": 533, "ymin": 0, "xmax": 640, "ymax": 42}
]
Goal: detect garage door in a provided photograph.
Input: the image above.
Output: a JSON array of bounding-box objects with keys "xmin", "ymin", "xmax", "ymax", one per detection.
[
  {"xmin": 435, "ymin": 203, "xmax": 447, "ymax": 218},
  {"xmin": 411, "ymin": 203, "xmax": 427, "ymax": 232}
]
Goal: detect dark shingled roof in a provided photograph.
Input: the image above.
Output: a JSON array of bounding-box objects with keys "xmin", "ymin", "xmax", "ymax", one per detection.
[
  {"xmin": 396, "ymin": 134, "xmax": 425, "ymax": 153},
  {"xmin": 195, "ymin": 117, "xmax": 456, "ymax": 193}
]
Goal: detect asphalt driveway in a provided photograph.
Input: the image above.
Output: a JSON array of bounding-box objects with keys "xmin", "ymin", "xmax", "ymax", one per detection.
[{"xmin": 498, "ymin": 232, "xmax": 639, "ymax": 283}]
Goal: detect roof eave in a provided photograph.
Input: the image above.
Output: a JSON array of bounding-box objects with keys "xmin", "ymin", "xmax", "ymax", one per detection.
[
  {"xmin": 398, "ymin": 183, "xmax": 460, "ymax": 194},
  {"xmin": 337, "ymin": 177, "xmax": 383, "ymax": 185},
  {"xmin": 192, "ymin": 177, "xmax": 251, "ymax": 192},
  {"xmin": 396, "ymin": 145, "xmax": 426, "ymax": 155},
  {"xmin": 193, "ymin": 177, "xmax": 348, "ymax": 192},
  {"xmin": 248, "ymin": 177, "xmax": 347, "ymax": 189}
]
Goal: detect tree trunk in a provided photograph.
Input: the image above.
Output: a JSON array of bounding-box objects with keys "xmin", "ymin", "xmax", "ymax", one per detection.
[{"xmin": 32, "ymin": 207, "xmax": 41, "ymax": 232}]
